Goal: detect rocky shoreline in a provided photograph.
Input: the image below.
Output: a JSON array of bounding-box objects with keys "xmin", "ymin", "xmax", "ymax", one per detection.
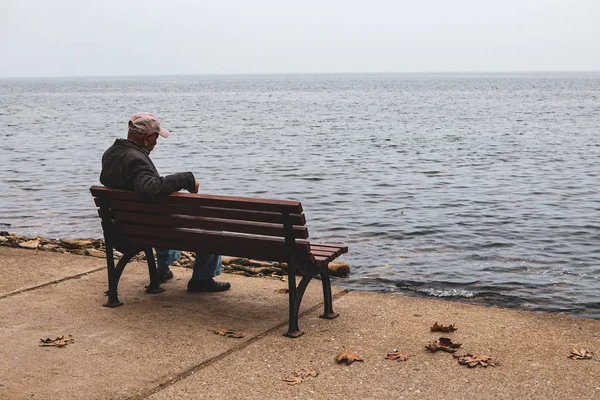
[{"xmin": 0, "ymin": 231, "xmax": 350, "ymax": 278}]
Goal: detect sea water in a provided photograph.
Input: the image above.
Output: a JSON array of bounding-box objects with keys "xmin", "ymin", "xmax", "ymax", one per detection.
[{"xmin": 1, "ymin": 73, "xmax": 599, "ymax": 317}]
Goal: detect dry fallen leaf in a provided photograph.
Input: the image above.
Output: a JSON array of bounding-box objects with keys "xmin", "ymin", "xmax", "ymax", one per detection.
[
  {"xmin": 282, "ymin": 368, "xmax": 318, "ymax": 385},
  {"xmin": 335, "ymin": 351, "xmax": 364, "ymax": 365},
  {"xmin": 213, "ymin": 329, "xmax": 244, "ymax": 338},
  {"xmin": 425, "ymin": 337, "xmax": 462, "ymax": 353},
  {"xmin": 385, "ymin": 349, "xmax": 408, "ymax": 362},
  {"xmin": 453, "ymin": 353, "xmax": 498, "ymax": 368},
  {"xmin": 569, "ymin": 348, "xmax": 594, "ymax": 360},
  {"xmin": 282, "ymin": 376, "xmax": 303, "ymax": 386},
  {"xmin": 275, "ymin": 288, "xmax": 289, "ymax": 294},
  {"xmin": 431, "ymin": 322, "xmax": 458, "ymax": 332},
  {"xmin": 294, "ymin": 368, "xmax": 318, "ymax": 378},
  {"xmin": 39, "ymin": 335, "xmax": 74, "ymax": 348}
]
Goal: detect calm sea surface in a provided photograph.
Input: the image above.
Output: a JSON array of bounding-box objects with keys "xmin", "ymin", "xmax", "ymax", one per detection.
[{"xmin": 1, "ymin": 73, "xmax": 599, "ymax": 317}]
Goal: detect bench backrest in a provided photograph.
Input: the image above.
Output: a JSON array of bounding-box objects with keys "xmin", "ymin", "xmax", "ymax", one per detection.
[{"xmin": 90, "ymin": 186, "xmax": 314, "ymax": 264}]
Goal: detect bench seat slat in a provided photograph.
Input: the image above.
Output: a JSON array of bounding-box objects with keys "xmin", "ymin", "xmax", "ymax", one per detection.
[
  {"xmin": 91, "ymin": 186, "xmax": 302, "ymax": 214},
  {"xmin": 310, "ymin": 245, "xmax": 343, "ymax": 257},
  {"xmin": 126, "ymin": 237, "xmax": 298, "ymax": 263},
  {"xmin": 311, "ymin": 243, "xmax": 349, "ymax": 252},
  {"xmin": 313, "ymin": 255, "xmax": 331, "ymax": 267},
  {"xmin": 94, "ymin": 198, "xmax": 306, "ymax": 226},
  {"xmin": 104, "ymin": 210, "xmax": 309, "ymax": 239},
  {"xmin": 114, "ymin": 224, "xmax": 313, "ymax": 264},
  {"xmin": 311, "ymin": 244, "xmax": 348, "ymax": 256},
  {"xmin": 309, "ymin": 249, "xmax": 338, "ymax": 257}
]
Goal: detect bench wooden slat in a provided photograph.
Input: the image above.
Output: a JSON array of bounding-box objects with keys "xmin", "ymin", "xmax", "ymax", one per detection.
[
  {"xmin": 310, "ymin": 245, "xmax": 343, "ymax": 257},
  {"xmin": 312, "ymin": 244, "xmax": 348, "ymax": 255},
  {"xmin": 114, "ymin": 223, "xmax": 313, "ymax": 264},
  {"xmin": 94, "ymin": 198, "xmax": 307, "ymax": 226},
  {"xmin": 309, "ymin": 249, "xmax": 338, "ymax": 257},
  {"xmin": 126, "ymin": 237, "xmax": 304, "ymax": 264},
  {"xmin": 313, "ymin": 255, "xmax": 331, "ymax": 267},
  {"xmin": 102, "ymin": 210, "xmax": 309, "ymax": 239},
  {"xmin": 91, "ymin": 186, "xmax": 303, "ymax": 214},
  {"xmin": 311, "ymin": 243, "xmax": 349, "ymax": 251}
]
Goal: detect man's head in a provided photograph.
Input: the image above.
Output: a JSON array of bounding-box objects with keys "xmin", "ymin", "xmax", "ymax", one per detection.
[{"xmin": 127, "ymin": 112, "xmax": 170, "ymax": 153}]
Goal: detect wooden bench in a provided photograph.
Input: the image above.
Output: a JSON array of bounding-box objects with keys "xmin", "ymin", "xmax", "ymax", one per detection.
[{"xmin": 90, "ymin": 185, "xmax": 348, "ymax": 337}]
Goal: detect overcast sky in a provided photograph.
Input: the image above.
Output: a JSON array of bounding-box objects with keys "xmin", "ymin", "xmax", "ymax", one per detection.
[{"xmin": 1, "ymin": 0, "xmax": 598, "ymax": 77}]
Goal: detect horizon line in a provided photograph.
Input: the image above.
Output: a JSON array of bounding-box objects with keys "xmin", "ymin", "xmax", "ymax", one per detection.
[{"xmin": 1, "ymin": 70, "xmax": 599, "ymax": 80}]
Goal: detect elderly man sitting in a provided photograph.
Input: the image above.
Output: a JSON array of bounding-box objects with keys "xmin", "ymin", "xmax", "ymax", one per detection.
[{"xmin": 99, "ymin": 112, "xmax": 230, "ymax": 292}]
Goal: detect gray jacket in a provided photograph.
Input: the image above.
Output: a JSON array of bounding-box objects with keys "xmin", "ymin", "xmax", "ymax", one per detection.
[{"xmin": 100, "ymin": 139, "xmax": 195, "ymax": 197}]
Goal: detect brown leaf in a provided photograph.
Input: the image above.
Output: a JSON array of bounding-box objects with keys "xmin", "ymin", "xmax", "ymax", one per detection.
[
  {"xmin": 213, "ymin": 329, "xmax": 245, "ymax": 338},
  {"xmin": 39, "ymin": 335, "xmax": 74, "ymax": 347},
  {"xmin": 335, "ymin": 351, "xmax": 364, "ymax": 365},
  {"xmin": 385, "ymin": 349, "xmax": 408, "ymax": 361},
  {"xmin": 425, "ymin": 337, "xmax": 462, "ymax": 353},
  {"xmin": 275, "ymin": 288, "xmax": 289, "ymax": 294},
  {"xmin": 453, "ymin": 353, "xmax": 498, "ymax": 368},
  {"xmin": 431, "ymin": 322, "xmax": 458, "ymax": 332},
  {"xmin": 293, "ymin": 368, "xmax": 318, "ymax": 378},
  {"xmin": 282, "ymin": 367, "xmax": 318, "ymax": 385},
  {"xmin": 438, "ymin": 337, "xmax": 461, "ymax": 348},
  {"xmin": 282, "ymin": 376, "xmax": 303, "ymax": 386},
  {"xmin": 569, "ymin": 348, "xmax": 594, "ymax": 360}
]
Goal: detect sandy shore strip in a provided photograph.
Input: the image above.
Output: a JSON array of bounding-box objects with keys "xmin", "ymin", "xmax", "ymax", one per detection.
[{"xmin": 1, "ymin": 246, "xmax": 599, "ymax": 399}]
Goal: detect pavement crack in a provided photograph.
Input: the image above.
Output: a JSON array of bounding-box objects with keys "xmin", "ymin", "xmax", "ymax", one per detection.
[
  {"xmin": 131, "ymin": 289, "xmax": 350, "ymax": 400},
  {"xmin": 0, "ymin": 266, "xmax": 104, "ymax": 300}
]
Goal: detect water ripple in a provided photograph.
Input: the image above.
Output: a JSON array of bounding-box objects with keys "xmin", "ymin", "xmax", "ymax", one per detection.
[{"xmin": 1, "ymin": 72, "xmax": 600, "ymax": 318}]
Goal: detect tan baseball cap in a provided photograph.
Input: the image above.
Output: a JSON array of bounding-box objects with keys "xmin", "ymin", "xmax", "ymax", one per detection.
[{"xmin": 128, "ymin": 112, "xmax": 170, "ymax": 138}]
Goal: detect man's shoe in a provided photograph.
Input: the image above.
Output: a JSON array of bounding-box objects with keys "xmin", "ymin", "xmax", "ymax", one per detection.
[
  {"xmin": 187, "ymin": 278, "xmax": 231, "ymax": 292},
  {"xmin": 158, "ymin": 269, "xmax": 174, "ymax": 283}
]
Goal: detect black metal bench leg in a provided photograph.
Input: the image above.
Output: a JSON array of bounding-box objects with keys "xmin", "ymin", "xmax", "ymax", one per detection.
[
  {"xmin": 285, "ymin": 263, "xmax": 313, "ymax": 338},
  {"xmin": 104, "ymin": 247, "xmax": 136, "ymax": 307},
  {"xmin": 285, "ymin": 262, "xmax": 302, "ymax": 337},
  {"xmin": 104, "ymin": 244, "xmax": 122, "ymax": 307},
  {"xmin": 319, "ymin": 263, "xmax": 339, "ymax": 320},
  {"xmin": 144, "ymin": 248, "xmax": 165, "ymax": 294}
]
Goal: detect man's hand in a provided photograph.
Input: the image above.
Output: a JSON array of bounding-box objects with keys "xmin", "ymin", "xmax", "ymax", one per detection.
[{"xmin": 191, "ymin": 180, "xmax": 200, "ymax": 193}]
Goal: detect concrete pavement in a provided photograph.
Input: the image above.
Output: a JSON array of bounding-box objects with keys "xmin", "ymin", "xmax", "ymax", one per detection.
[{"xmin": 1, "ymin": 246, "xmax": 599, "ymax": 399}]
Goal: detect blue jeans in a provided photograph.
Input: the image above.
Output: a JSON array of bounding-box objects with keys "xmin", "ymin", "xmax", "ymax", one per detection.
[{"xmin": 155, "ymin": 249, "xmax": 222, "ymax": 281}]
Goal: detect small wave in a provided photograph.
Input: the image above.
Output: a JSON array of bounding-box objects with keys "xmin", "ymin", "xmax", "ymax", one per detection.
[
  {"xmin": 404, "ymin": 229, "xmax": 441, "ymax": 237},
  {"xmin": 419, "ymin": 288, "xmax": 477, "ymax": 298},
  {"xmin": 468, "ymin": 254, "xmax": 493, "ymax": 261},
  {"xmin": 300, "ymin": 177, "xmax": 325, "ymax": 181},
  {"xmin": 479, "ymin": 242, "xmax": 513, "ymax": 249},
  {"xmin": 374, "ymin": 183, "xmax": 395, "ymax": 187}
]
